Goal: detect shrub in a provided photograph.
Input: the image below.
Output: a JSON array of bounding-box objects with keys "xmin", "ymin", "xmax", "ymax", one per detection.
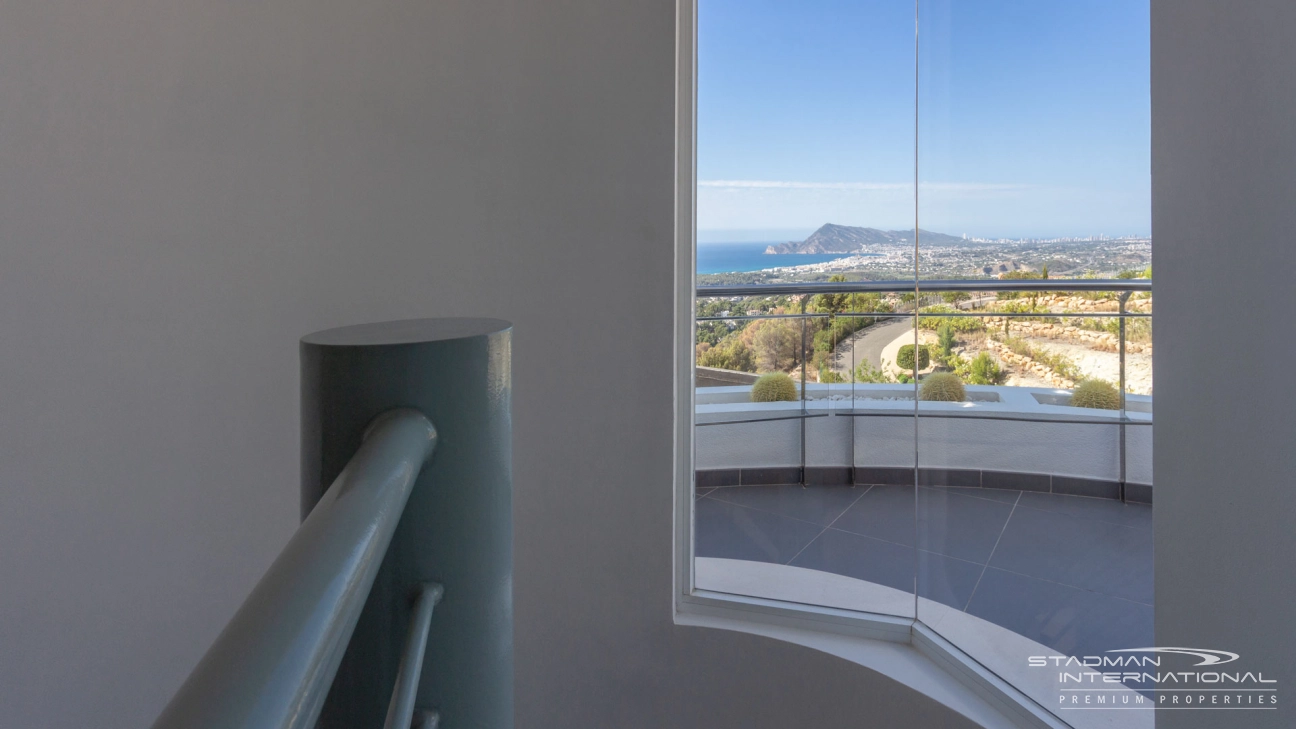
[
  {"xmin": 896, "ymin": 344, "xmax": 931, "ymax": 372},
  {"xmin": 920, "ymin": 372, "xmax": 966, "ymax": 402},
  {"xmin": 854, "ymin": 361, "xmax": 897, "ymax": 384},
  {"xmin": 1069, "ymin": 379, "xmax": 1121, "ymax": 410},
  {"xmin": 918, "ymin": 305, "xmax": 986, "ymax": 333},
  {"xmin": 819, "ymin": 365, "xmax": 848, "ymax": 384},
  {"xmin": 751, "ymin": 372, "xmax": 798, "ymax": 402},
  {"xmin": 965, "ymin": 352, "xmax": 1005, "ymax": 386},
  {"xmin": 936, "ymin": 320, "xmax": 956, "ymax": 358}
]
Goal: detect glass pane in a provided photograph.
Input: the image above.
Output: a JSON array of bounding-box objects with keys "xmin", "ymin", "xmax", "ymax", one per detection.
[
  {"xmin": 916, "ymin": 0, "xmax": 1153, "ymax": 721},
  {"xmin": 693, "ymin": 0, "xmax": 916, "ymax": 619}
]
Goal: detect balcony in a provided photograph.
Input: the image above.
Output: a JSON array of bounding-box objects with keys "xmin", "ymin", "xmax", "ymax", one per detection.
[
  {"xmin": 692, "ymin": 279, "xmax": 1155, "ymax": 723},
  {"xmin": 694, "ymin": 480, "xmax": 1152, "ymax": 664}
]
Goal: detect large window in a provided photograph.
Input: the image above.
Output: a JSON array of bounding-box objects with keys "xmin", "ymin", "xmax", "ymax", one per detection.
[{"xmin": 685, "ymin": 0, "xmax": 1151, "ymax": 721}]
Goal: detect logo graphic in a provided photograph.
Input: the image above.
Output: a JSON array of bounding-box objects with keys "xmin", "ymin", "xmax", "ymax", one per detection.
[
  {"xmin": 1107, "ymin": 647, "xmax": 1240, "ymax": 666},
  {"xmin": 1026, "ymin": 647, "xmax": 1277, "ymax": 712}
]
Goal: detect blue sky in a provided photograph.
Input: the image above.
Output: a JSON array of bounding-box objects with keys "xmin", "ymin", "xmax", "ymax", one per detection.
[{"xmin": 698, "ymin": 0, "xmax": 1151, "ymax": 242}]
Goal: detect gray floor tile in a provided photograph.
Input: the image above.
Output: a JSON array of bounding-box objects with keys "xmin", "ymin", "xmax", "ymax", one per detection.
[
  {"xmin": 832, "ymin": 485, "xmax": 1018, "ymax": 564},
  {"xmin": 830, "ymin": 484, "xmax": 916, "ymax": 547},
  {"xmin": 694, "ymin": 496, "xmax": 824, "ymax": 565},
  {"xmin": 917, "ymin": 488, "xmax": 1018, "ymax": 564},
  {"xmin": 966, "ymin": 568, "xmax": 1153, "ymax": 658},
  {"xmin": 926, "ymin": 485, "xmax": 1022, "ymax": 504},
  {"xmin": 788, "ymin": 529, "xmax": 982, "ymax": 610},
  {"xmin": 918, "ymin": 551, "xmax": 985, "ymax": 610},
  {"xmin": 789, "ymin": 528, "xmax": 915, "ymax": 595},
  {"xmin": 990, "ymin": 505, "xmax": 1153, "ymax": 604},
  {"xmin": 707, "ymin": 484, "xmax": 865, "ymax": 527},
  {"xmin": 695, "ymin": 487, "xmax": 715, "ymax": 499},
  {"xmin": 1018, "ymin": 491, "xmax": 1153, "ymax": 529}
]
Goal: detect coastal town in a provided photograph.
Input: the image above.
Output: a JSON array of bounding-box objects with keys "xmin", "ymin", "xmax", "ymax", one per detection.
[{"xmin": 699, "ymin": 225, "xmax": 1151, "ymax": 285}]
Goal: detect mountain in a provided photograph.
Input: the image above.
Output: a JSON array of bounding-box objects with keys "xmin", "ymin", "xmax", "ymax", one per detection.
[{"xmin": 764, "ymin": 224, "xmax": 968, "ymax": 254}]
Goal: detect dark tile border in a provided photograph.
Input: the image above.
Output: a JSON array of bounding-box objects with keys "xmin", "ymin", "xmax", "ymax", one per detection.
[
  {"xmin": 982, "ymin": 470, "xmax": 1051, "ymax": 493},
  {"xmin": 741, "ymin": 467, "xmax": 802, "ymax": 486},
  {"xmin": 694, "ymin": 469, "xmax": 1152, "ymax": 503},
  {"xmin": 853, "ymin": 466, "xmax": 915, "ymax": 486},
  {"xmin": 805, "ymin": 466, "xmax": 853, "ymax": 486},
  {"xmin": 1053, "ymin": 475, "xmax": 1121, "ymax": 500},
  {"xmin": 1125, "ymin": 482, "xmax": 1154, "ymax": 504},
  {"xmin": 918, "ymin": 468, "xmax": 982, "ymax": 488},
  {"xmin": 696, "ymin": 468, "xmax": 739, "ymax": 488}
]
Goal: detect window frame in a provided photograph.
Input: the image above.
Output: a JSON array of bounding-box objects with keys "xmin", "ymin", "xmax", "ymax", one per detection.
[{"xmin": 669, "ymin": 2, "xmax": 1073, "ymax": 726}]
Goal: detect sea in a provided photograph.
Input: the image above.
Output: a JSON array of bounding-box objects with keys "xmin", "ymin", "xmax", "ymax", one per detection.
[{"xmin": 697, "ymin": 242, "xmax": 875, "ymax": 275}]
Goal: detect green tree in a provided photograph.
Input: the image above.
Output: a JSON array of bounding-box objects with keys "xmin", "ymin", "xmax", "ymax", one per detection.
[
  {"xmin": 749, "ymin": 319, "xmax": 800, "ymax": 372},
  {"xmin": 698, "ymin": 338, "xmax": 755, "ymax": 372},
  {"xmin": 812, "ymin": 274, "xmax": 851, "ymax": 317}
]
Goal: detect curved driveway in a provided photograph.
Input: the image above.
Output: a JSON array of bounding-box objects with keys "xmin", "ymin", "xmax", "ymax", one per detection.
[
  {"xmin": 828, "ymin": 294, "xmax": 997, "ymax": 375},
  {"xmin": 831, "ymin": 318, "xmax": 913, "ymax": 375}
]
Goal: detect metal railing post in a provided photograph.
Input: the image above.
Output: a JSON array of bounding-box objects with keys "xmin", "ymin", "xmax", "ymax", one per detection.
[
  {"xmin": 1118, "ymin": 292, "xmax": 1131, "ymax": 502},
  {"xmin": 800, "ymin": 296, "xmax": 808, "ymax": 486},
  {"xmin": 301, "ymin": 318, "xmax": 513, "ymax": 729}
]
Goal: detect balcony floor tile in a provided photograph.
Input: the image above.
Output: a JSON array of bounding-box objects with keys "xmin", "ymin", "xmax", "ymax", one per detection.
[
  {"xmin": 988, "ymin": 504, "xmax": 1154, "ymax": 604},
  {"xmin": 694, "ymin": 496, "xmax": 824, "ymax": 565},
  {"xmin": 789, "ymin": 528, "xmax": 915, "ymax": 595},
  {"xmin": 829, "ymin": 484, "xmax": 916, "ymax": 547},
  {"xmin": 832, "ymin": 485, "xmax": 1020, "ymax": 564},
  {"xmin": 695, "ymin": 481, "xmax": 1155, "ymax": 659},
  {"xmin": 965, "ymin": 567, "xmax": 1153, "ymax": 659},
  {"xmin": 926, "ymin": 485, "xmax": 1022, "ymax": 504},
  {"xmin": 1016, "ymin": 491, "xmax": 1152, "ymax": 529},
  {"xmin": 916, "ymin": 489, "xmax": 1019, "ymax": 564},
  {"xmin": 706, "ymin": 484, "xmax": 865, "ymax": 527}
]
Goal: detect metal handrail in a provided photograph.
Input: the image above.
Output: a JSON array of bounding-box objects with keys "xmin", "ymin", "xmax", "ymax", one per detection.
[
  {"xmin": 697, "ymin": 277, "xmax": 1151, "ymax": 298},
  {"xmin": 151, "ymin": 409, "xmax": 437, "ymax": 729},
  {"xmin": 383, "ymin": 582, "xmax": 444, "ymax": 729}
]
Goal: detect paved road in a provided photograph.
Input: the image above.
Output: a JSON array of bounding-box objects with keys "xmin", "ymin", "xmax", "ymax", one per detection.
[
  {"xmin": 831, "ymin": 318, "xmax": 913, "ymax": 375},
  {"xmin": 828, "ymin": 294, "xmax": 998, "ymax": 376}
]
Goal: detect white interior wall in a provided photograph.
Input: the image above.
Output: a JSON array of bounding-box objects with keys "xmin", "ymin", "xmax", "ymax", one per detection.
[
  {"xmin": 0, "ymin": 1, "xmax": 982, "ymax": 727},
  {"xmin": 1153, "ymin": 1, "xmax": 1296, "ymax": 727}
]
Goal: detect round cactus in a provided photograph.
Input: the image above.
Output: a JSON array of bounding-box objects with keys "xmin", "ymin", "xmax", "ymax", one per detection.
[
  {"xmin": 919, "ymin": 372, "xmax": 966, "ymax": 402},
  {"xmin": 1069, "ymin": 379, "xmax": 1121, "ymax": 410},
  {"xmin": 897, "ymin": 344, "xmax": 930, "ymax": 372},
  {"xmin": 751, "ymin": 372, "xmax": 798, "ymax": 402}
]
